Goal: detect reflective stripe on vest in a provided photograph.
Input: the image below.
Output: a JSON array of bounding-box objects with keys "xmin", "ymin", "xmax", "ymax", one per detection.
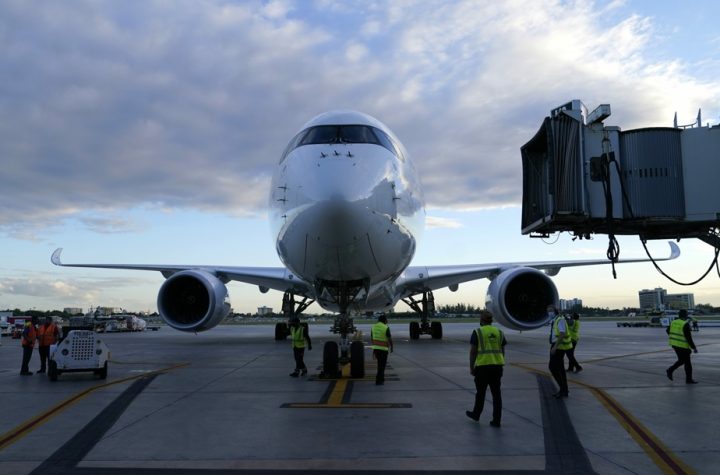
[
  {"xmin": 290, "ymin": 325, "xmax": 305, "ymax": 349},
  {"xmin": 371, "ymin": 322, "xmax": 389, "ymax": 351},
  {"xmin": 22, "ymin": 324, "xmax": 36, "ymax": 348},
  {"xmin": 553, "ymin": 316, "xmax": 573, "ymax": 350},
  {"xmin": 568, "ymin": 320, "xmax": 580, "ymax": 342},
  {"xmin": 474, "ymin": 326, "xmax": 505, "ymax": 366},
  {"xmin": 37, "ymin": 323, "xmax": 58, "ymax": 347},
  {"xmin": 668, "ymin": 319, "xmax": 690, "ymax": 349}
]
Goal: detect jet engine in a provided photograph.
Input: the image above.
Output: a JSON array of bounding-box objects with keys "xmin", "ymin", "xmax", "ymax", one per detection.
[
  {"xmin": 485, "ymin": 267, "xmax": 558, "ymax": 331},
  {"xmin": 157, "ymin": 270, "xmax": 231, "ymax": 332}
]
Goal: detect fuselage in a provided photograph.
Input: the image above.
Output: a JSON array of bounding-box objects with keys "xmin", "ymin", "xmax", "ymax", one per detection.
[{"xmin": 270, "ymin": 111, "xmax": 425, "ymax": 312}]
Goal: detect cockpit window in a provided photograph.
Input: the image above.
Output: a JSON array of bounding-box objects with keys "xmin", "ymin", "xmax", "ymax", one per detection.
[{"xmin": 281, "ymin": 124, "xmax": 404, "ymax": 162}]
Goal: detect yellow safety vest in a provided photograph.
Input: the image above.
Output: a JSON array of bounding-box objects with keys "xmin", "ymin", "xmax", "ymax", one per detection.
[
  {"xmin": 552, "ymin": 316, "xmax": 573, "ymax": 350},
  {"xmin": 568, "ymin": 320, "xmax": 580, "ymax": 342},
  {"xmin": 474, "ymin": 326, "xmax": 505, "ymax": 367},
  {"xmin": 290, "ymin": 325, "xmax": 305, "ymax": 349},
  {"xmin": 371, "ymin": 322, "xmax": 389, "ymax": 351},
  {"xmin": 668, "ymin": 319, "xmax": 690, "ymax": 349}
]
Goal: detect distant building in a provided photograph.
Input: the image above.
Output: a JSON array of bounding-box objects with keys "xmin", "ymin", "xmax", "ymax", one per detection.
[
  {"xmin": 665, "ymin": 293, "xmax": 695, "ymax": 310},
  {"xmin": 559, "ymin": 298, "xmax": 583, "ymax": 311},
  {"xmin": 63, "ymin": 307, "xmax": 83, "ymax": 315},
  {"xmin": 638, "ymin": 288, "xmax": 667, "ymax": 310},
  {"xmin": 257, "ymin": 306, "xmax": 273, "ymax": 316}
]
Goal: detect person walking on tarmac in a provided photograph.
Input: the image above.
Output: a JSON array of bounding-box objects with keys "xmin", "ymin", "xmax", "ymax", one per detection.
[
  {"xmin": 666, "ymin": 309, "xmax": 698, "ymax": 384},
  {"xmin": 466, "ymin": 311, "xmax": 506, "ymax": 427},
  {"xmin": 289, "ymin": 317, "xmax": 312, "ymax": 377},
  {"xmin": 37, "ymin": 316, "xmax": 61, "ymax": 374},
  {"xmin": 548, "ymin": 306, "xmax": 572, "ymax": 398},
  {"xmin": 371, "ymin": 314, "xmax": 393, "ymax": 385},
  {"xmin": 20, "ymin": 316, "xmax": 38, "ymax": 375},
  {"xmin": 565, "ymin": 313, "xmax": 583, "ymax": 373}
]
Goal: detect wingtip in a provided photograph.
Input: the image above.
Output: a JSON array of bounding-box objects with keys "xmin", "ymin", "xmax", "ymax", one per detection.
[
  {"xmin": 51, "ymin": 248, "xmax": 63, "ymax": 266},
  {"xmin": 668, "ymin": 241, "xmax": 681, "ymax": 259}
]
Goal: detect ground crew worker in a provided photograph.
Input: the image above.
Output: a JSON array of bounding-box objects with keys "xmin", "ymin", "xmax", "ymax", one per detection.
[
  {"xmin": 548, "ymin": 306, "xmax": 571, "ymax": 398},
  {"xmin": 20, "ymin": 316, "xmax": 38, "ymax": 375},
  {"xmin": 466, "ymin": 311, "xmax": 506, "ymax": 427},
  {"xmin": 666, "ymin": 309, "xmax": 698, "ymax": 384},
  {"xmin": 289, "ymin": 317, "xmax": 311, "ymax": 377},
  {"xmin": 37, "ymin": 316, "xmax": 60, "ymax": 374},
  {"xmin": 565, "ymin": 313, "xmax": 583, "ymax": 373},
  {"xmin": 371, "ymin": 314, "xmax": 393, "ymax": 385}
]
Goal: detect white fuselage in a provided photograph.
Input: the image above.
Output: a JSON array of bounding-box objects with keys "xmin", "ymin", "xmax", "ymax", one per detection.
[{"xmin": 269, "ymin": 111, "xmax": 425, "ymax": 312}]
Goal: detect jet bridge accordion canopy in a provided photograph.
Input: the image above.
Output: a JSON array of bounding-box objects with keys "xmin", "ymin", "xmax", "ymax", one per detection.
[{"xmin": 521, "ymin": 100, "xmax": 720, "ymax": 240}]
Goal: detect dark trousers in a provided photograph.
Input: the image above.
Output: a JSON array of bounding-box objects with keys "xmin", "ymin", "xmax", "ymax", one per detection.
[
  {"xmin": 566, "ymin": 341, "xmax": 581, "ymax": 371},
  {"xmin": 471, "ymin": 365, "xmax": 503, "ymax": 423},
  {"xmin": 38, "ymin": 345, "xmax": 51, "ymax": 371},
  {"xmin": 293, "ymin": 347, "xmax": 306, "ymax": 371},
  {"xmin": 374, "ymin": 349, "xmax": 388, "ymax": 384},
  {"xmin": 549, "ymin": 348, "xmax": 569, "ymax": 395},
  {"xmin": 668, "ymin": 346, "xmax": 693, "ymax": 382},
  {"xmin": 21, "ymin": 345, "xmax": 33, "ymax": 373}
]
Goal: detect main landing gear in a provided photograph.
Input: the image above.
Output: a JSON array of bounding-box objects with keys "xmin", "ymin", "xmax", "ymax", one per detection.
[
  {"xmin": 402, "ymin": 291, "xmax": 443, "ymax": 340},
  {"xmin": 274, "ymin": 291, "xmax": 314, "ymax": 341}
]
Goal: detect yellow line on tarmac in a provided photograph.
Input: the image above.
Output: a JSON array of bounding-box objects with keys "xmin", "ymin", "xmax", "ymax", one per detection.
[
  {"xmin": 326, "ymin": 365, "xmax": 351, "ymax": 406},
  {"xmin": 0, "ymin": 362, "xmax": 188, "ymax": 451},
  {"xmin": 512, "ymin": 362, "xmax": 695, "ymax": 475}
]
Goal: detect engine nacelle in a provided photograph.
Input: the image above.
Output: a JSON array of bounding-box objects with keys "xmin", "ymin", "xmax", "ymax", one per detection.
[
  {"xmin": 157, "ymin": 270, "xmax": 231, "ymax": 332},
  {"xmin": 485, "ymin": 267, "xmax": 558, "ymax": 331}
]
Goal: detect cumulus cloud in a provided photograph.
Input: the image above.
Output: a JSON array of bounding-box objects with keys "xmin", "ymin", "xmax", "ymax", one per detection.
[{"xmin": 1, "ymin": 0, "xmax": 718, "ymax": 238}]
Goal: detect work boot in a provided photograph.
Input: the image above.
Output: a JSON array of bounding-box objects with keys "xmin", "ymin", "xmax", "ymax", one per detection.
[
  {"xmin": 489, "ymin": 420, "xmax": 501, "ymax": 428},
  {"xmin": 300, "ymin": 369, "xmax": 307, "ymax": 376},
  {"xmin": 666, "ymin": 368, "xmax": 673, "ymax": 381},
  {"xmin": 465, "ymin": 411, "xmax": 479, "ymax": 422},
  {"xmin": 289, "ymin": 370, "xmax": 299, "ymax": 377},
  {"xmin": 686, "ymin": 380, "xmax": 698, "ymax": 384},
  {"xmin": 36, "ymin": 369, "xmax": 46, "ymax": 374},
  {"xmin": 575, "ymin": 366, "xmax": 583, "ymax": 373}
]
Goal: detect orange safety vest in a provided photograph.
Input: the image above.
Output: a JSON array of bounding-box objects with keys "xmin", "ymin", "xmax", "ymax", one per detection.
[
  {"xmin": 22, "ymin": 324, "xmax": 37, "ymax": 348},
  {"xmin": 37, "ymin": 323, "xmax": 59, "ymax": 347}
]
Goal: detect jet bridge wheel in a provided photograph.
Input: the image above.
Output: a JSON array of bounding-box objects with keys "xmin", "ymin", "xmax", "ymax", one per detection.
[
  {"xmin": 350, "ymin": 341, "xmax": 365, "ymax": 378},
  {"xmin": 409, "ymin": 321, "xmax": 420, "ymax": 340},
  {"xmin": 275, "ymin": 322, "xmax": 288, "ymax": 341},
  {"xmin": 322, "ymin": 341, "xmax": 340, "ymax": 378},
  {"xmin": 431, "ymin": 321, "xmax": 443, "ymax": 339}
]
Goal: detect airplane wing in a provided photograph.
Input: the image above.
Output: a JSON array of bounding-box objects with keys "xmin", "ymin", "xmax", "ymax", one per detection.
[
  {"xmin": 50, "ymin": 248, "xmax": 313, "ymax": 296},
  {"xmin": 396, "ymin": 241, "xmax": 680, "ymax": 298}
]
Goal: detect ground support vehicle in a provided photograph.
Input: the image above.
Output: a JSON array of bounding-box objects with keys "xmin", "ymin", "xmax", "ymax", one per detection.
[{"xmin": 48, "ymin": 330, "xmax": 110, "ymax": 381}]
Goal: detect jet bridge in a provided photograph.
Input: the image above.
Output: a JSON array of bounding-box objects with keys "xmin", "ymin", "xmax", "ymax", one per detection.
[{"xmin": 521, "ymin": 100, "xmax": 720, "ymax": 250}]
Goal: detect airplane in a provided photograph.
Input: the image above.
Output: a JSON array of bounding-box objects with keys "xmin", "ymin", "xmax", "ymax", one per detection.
[{"xmin": 51, "ymin": 110, "xmax": 680, "ymax": 377}]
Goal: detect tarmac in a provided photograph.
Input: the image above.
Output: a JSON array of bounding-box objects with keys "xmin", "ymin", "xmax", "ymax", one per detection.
[{"xmin": 0, "ymin": 320, "xmax": 718, "ymax": 475}]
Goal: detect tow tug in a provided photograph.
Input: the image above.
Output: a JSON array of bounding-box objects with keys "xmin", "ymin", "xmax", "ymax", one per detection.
[{"xmin": 48, "ymin": 329, "xmax": 110, "ymax": 381}]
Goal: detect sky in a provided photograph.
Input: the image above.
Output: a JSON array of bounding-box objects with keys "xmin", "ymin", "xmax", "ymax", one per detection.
[{"xmin": 1, "ymin": 0, "xmax": 720, "ymax": 314}]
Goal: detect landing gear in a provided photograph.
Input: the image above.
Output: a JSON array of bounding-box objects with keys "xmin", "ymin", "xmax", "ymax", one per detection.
[
  {"xmin": 402, "ymin": 290, "xmax": 443, "ymax": 340},
  {"xmin": 317, "ymin": 279, "xmax": 367, "ymax": 378},
  {"xmin": 322, "ymin": 341, "xmax": 340, "ymax": 378},
  {"xmin": 275, "ymin": 291, "xmax": 314, "ymax": 341}
]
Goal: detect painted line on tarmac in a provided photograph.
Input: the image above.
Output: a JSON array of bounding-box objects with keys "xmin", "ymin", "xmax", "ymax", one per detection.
[
  {"xmin": 0, "ymin": 362, "xmax": 188, "ymax": 451},
  {"xmin": 282, "ymin": 364, "xmax": 411, "ymax": 409},
  {"xmin": 583, "ymin": 342, "xmax": 715, "ymax": 365},
  {"xmin": 30, "ymin": 375, "xmax": 158, "ymax": 475},
  {"xmin": 513, "ymin": 362, "xmax": 695, "ymax": 475}
]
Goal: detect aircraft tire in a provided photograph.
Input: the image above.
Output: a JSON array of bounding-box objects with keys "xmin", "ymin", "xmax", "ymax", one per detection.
[
  {"xmin": 322, "ymin": 341, "xmax": 340, "ymax": 378},
  {"xmin": 350, "ymin": 341, "xmax": 365, "ymax": 378},
  {"xmin": 409, "ymin": 321, "xmax": 420, "ymax": 340},
  {"xmin": 275, "ymin": 322, "xmax": 288, "ymax": 341},
  {"xmin": 431, "ymin": 321, "xmax": 443, "ymax": 339}
]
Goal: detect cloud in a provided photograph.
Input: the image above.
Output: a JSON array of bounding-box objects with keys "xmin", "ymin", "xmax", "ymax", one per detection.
[
  {"xmin": 426, "ymin": 216, "xmax": 463, "ymax": 229},
  {"xmin": 1, "ymin": 0, "xmax": 719, "ymax": 239}
]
